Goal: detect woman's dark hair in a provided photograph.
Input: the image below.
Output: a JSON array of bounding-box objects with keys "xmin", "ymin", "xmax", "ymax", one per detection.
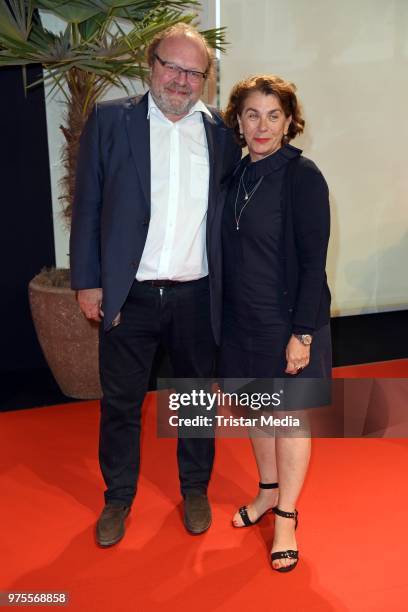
[{"xmin": 223, "ymin": 74, "xmax": 305, "ymax": 147}]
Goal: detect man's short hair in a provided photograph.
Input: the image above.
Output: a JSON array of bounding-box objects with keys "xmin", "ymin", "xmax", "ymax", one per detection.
[{"xmin": 146, "ymin": 23, "xmax": 214, "ymax": 75}]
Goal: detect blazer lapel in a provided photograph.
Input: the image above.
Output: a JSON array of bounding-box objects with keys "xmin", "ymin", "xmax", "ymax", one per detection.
[
  {"xmin": 203, "ymin": 111, "xmax": 226, "ymax": 229},
  {"xmin": 125, "ymin": 93, "xmax": 150, "ymax": 211}
]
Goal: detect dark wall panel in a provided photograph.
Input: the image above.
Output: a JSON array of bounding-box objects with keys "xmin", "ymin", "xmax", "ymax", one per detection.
[
  {"xmin": 0, "ymin": 65, "xmax": 55, "ymax": 371},
  {"xmin": 331, "ymin": 310, "xmax": 408, "ymax": 366}
]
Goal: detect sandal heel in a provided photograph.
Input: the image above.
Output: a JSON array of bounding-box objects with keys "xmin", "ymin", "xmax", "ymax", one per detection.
[{"xmin": 271, "ymin": 507, "xmax": 299, "ymax": 572}]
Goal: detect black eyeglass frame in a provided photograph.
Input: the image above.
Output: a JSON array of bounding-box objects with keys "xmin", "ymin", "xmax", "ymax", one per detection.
[{"xmin": 153, "ymin": 53, "xmax": 208, "ymax": 81}]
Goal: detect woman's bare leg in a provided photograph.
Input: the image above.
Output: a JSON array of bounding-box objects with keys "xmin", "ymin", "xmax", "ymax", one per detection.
[{"xmin": 271, "ymin": 435, "xmax": 311, "ymax": 569}]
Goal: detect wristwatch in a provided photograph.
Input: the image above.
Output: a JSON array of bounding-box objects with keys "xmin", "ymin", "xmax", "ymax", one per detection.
[{"xmin": 293, "ymin": 333, "xmax": 313, "ymax": 346}]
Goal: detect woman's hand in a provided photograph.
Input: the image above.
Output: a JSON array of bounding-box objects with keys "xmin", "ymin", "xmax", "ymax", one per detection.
[{"xmin": 285, "ymin": 335, "xmax": 310, "ymax": 375}]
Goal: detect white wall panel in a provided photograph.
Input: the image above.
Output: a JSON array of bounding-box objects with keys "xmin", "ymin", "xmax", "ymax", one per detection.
[{"xmin": 219, "ymin": 0, "xmax": 408, "ymax": 315}]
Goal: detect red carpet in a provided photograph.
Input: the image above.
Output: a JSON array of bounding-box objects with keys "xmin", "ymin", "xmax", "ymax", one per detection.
[
  {"xmin": 333, "ymin": 358, "xmax": 408, "ymax": 378},
  {"xmin": 1, "ymin": 361, "xmax": 407, "ymax": 611}
]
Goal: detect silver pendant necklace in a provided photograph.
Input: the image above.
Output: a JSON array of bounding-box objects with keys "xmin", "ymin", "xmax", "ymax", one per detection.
[{"xmin": 234, "ymin": 166, "xmax": 264, "ymax": 230}]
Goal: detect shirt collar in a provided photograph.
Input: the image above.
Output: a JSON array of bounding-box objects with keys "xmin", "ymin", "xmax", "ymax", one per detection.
[{"xmin": 147, "ymin": 91, "xmax": 212, "ymax": 121}]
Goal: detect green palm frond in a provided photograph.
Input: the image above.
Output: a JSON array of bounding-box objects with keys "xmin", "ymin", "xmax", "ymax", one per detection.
[
  {"xmin": 0, "ymin": 0, "xmax": 33, "ymax": 41},
  {"xmin": 36, "ymin": 1, "xmax": 101, "ymax": 24},
  {"xmin": 1, "ymin": 1, "xmax": 225, "ymax": 78},
  {"xmin": 199, "ymin": 26, "xmax": 228, "ymax": 53},
  {"xmin": 35, "ymin": 1, "xmax": 200, "ymax": 24},
  {"xmin": 77, "ymin": 12, "xmax": 105, "ymax": 40}
]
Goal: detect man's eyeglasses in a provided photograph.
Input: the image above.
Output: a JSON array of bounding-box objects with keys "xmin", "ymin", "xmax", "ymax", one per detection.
[{"xmin": 154, "ymin": 53, "xmax": 208, "ymax": 83}]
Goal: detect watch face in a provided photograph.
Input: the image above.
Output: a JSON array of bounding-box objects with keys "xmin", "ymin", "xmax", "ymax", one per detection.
[{"xmin": 302, "ymin": 334, "xmax": 312, "ymax": 345}]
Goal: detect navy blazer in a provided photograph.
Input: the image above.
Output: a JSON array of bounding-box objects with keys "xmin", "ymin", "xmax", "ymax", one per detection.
[
  {"xmin": 211, "ymin": 154, "xmax": 331, "ymax": 336},
  {"xmin": 70, "ymin": 93, "xmax": 241, "ymax": 338}
]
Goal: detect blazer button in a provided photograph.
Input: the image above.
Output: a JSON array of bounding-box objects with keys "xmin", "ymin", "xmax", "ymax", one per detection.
[
  {"xmin": 288, "ymin": 307, "xmax": 294, "ymax": 313},
  {"xmin": 142, "ymin": 218, "xmax": 149, "ymax": 226},
  {"xmin": 131, "ymin": 261, "xmax": 138, "ymax": 269},
  {"xmin": 283, "ymin": 290, "xmax": 288, "ymax": 296}
]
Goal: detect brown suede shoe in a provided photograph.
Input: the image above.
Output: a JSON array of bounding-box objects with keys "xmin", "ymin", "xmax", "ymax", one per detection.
[
  {"xmin": 96, "ymin": 504, "xmax": 130, "ymax": 547},
  {"xmin": 183, "ymin": 493, "xmax": 212, "ymax": 534}
]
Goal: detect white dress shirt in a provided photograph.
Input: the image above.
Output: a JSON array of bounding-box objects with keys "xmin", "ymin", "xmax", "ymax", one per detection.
[{"xmin": 136, "ymin": 92, "xmax": 211, "ymax": 281}]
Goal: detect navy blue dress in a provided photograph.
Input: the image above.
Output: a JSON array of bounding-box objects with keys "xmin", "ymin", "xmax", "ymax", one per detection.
[{"xmin": 219, "ymin": 144, "xmax": 332, "ymax": 379}]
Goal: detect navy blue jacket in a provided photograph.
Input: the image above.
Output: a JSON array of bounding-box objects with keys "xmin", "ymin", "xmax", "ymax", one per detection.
[
  {"xmin": 70, "ymin": 93, "xmax": 240, "ymax": 339},
  {"xmin": 211, "ymin": 154, "xmax": 331, "ymax": 336},
  {"xmin": 282, "ymin": 156, "xmax": 331, "ymax": 333}
]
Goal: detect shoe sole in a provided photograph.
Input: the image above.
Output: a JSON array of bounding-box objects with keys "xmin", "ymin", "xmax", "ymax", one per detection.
[
  {"xmin": 184, "ymin": 518, "xmax": 212, "ymax": 535},
  {"xmin": 96, "ymin": 533, "xmax": 125, "ymax": 547}
]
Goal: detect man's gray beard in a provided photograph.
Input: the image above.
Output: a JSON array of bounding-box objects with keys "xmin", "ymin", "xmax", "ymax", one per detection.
[{"xmin": 150, "ymin": 88, "xmax": 195, "ymax": 117}]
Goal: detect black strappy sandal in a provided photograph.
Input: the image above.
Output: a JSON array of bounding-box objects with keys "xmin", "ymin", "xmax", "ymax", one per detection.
[
  {"xmin": 271, "ymin": 507, "xmax": 299, "ymax": 572},
  {"xmin": 233, "ymin": 482, "xmax": 279, "ymax": 528}
]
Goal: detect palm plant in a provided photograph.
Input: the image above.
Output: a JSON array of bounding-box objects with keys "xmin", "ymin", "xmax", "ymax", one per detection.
[{"xmin": 0, "ymin": 0, "xmax": 225, "ymax": 221}]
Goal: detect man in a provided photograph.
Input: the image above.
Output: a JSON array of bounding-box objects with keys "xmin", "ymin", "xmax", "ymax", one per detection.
[{"xmin": 70, "ymin": 23, "xmax": 240, "ymax": 546}]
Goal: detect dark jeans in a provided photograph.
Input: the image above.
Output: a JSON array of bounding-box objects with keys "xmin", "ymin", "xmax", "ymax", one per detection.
[{"xmin": 99, "ymin": 277, "xmax": 215, "ymax": 506}]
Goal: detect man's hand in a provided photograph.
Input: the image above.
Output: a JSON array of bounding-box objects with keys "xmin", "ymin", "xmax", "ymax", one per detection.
[
  {"xmin": 77, "ymin": 288, "xmax": 103, "ymax": 322},
  {"xmin": 285, "ymin": 335, "xmax": 310, "ymax": 375}
]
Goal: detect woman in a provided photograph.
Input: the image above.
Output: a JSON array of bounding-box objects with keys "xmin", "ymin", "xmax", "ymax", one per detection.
[{"xmin": 219, "ymin": 75, "xmax": 331, "ymax": 572}]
